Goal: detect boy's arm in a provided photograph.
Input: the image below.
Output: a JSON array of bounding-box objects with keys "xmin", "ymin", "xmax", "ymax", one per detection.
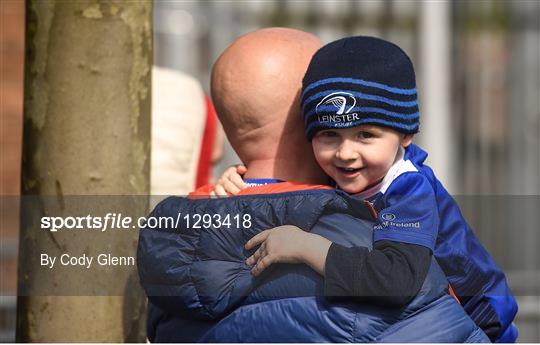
[
  {"xmin": 244, "ymin": 226, "xmax": 432, "ymax": 307},
  {"xmin": 323, "ymin": 240, "xmax": 431, "ymax": 307}
]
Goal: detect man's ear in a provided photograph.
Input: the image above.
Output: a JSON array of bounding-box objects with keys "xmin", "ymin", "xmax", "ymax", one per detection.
[{"xmin": 401, "ymin": 134, "xmax": 414, "ymax": 148}]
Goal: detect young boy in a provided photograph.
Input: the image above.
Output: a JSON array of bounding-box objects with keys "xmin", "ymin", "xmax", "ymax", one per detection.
[{"xmin": 217, "ymin": 36, "xmax": 517, "ymax": 342}]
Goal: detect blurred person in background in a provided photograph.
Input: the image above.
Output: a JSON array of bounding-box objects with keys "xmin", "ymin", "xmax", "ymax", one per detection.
[{"xmin": 151, "ymin": 66, "xmax": 222, "ymax": 206}]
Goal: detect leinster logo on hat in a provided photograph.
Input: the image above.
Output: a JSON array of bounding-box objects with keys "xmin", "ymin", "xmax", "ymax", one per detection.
[{"xmin": 316, "ymin": 92, "xmax": 356, "ymax": 116}]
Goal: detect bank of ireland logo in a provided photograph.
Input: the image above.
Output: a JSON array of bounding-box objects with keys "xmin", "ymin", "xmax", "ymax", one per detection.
[
  {"xmin": 316, "ymin": 92, "xmax": 356, "ymax": 115},
  {"xmin": 381, "ymin": 213, "xmax": 396, "ymax": 221}
]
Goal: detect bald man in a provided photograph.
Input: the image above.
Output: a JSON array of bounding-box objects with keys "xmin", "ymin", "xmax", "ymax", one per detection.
[
  {"xmin": 137, "ymin": 28, "xmax": 489, "ymax": 343},
  {"xmin": 141, "ymin": 28, "xmax": 335, "ymax": 342},
  {"xmin": 210, "ymin": 27, "xmax": 327, "ymax": 186}
]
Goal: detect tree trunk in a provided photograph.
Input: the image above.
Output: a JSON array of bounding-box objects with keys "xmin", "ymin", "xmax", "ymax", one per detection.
[{"xmin": 17, "ymin": 0, "xmax": 152, "ymax": 342}]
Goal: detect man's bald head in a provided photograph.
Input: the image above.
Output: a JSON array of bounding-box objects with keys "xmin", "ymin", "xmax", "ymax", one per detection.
[{"xmin": 211, "ymin": 28, "xmax": 322, "ymax": 170}]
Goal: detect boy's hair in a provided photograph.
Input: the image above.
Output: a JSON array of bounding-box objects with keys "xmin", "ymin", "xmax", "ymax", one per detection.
[{"xmin": 301, "ymin": 36, "xmax": 420, "ymax": 140}]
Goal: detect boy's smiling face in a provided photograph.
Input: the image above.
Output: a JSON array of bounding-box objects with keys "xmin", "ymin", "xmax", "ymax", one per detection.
[{"xmin": 311, "ymin": 125, "xmax": 413, "ymax": 194}]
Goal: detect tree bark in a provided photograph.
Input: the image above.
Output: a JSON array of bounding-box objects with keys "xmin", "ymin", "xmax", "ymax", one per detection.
[{"xmin": 17, "ymin": 0, "xmax": 152, "ymax": 342}]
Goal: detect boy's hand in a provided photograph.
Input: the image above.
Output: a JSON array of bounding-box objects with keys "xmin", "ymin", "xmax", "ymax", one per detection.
[
  {"xmin": 245, "ymin": 225, "xmax": 331, "ymax": 276},
  {"xmin": 212, "ymin": 164, "xmax": 247, "ymax": 196}
]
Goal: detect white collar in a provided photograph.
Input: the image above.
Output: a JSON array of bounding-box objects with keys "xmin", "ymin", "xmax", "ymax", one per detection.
[{"xmin": 353, "ymin": 146, "xmax": 408, "ymax": 199}]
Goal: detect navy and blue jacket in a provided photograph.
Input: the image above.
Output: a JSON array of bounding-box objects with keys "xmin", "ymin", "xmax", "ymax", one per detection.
[{"xmin": 137, "ymin": 188, "xmax": 489, "ymax": 342}]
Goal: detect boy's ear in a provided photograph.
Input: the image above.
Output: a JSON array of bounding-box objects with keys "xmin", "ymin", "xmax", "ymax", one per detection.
[{"xmin": 401, "ymin": 134, "xmax": 414, "ymax": 148}]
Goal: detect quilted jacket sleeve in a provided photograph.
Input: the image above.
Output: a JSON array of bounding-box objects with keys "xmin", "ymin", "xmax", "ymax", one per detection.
[{"xmin": 137, "ymin": 196, "xmax": 257, "ymax": 320}]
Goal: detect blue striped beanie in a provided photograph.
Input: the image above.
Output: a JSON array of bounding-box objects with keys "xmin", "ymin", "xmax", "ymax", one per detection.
[{"xmin": 301, "ymin": 36, "xmax": 420, "ymax": 140}]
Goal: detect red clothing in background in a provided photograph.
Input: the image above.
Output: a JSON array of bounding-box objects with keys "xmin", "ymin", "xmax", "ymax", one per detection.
[{"xmin": 196, "ymin": 96, "xmax": 218, "ymax": 188}]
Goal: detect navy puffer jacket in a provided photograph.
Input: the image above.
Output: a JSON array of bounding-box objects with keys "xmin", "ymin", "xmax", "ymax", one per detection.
[{"xmin": 138, "ymin": 189, "xmax": 489, "ymax": 342}]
